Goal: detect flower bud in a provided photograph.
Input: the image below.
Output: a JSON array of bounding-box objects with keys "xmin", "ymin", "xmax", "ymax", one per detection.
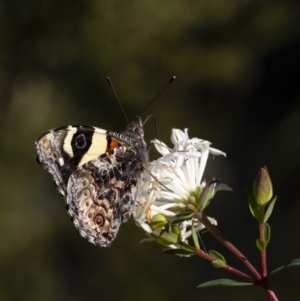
[
  {"xmin": 253, "ymin": 167, "xmax": 273, "ymax": 207},
  {"xmin": 150, "ymin": 214, "xmax": 168, "ymax": 230}
]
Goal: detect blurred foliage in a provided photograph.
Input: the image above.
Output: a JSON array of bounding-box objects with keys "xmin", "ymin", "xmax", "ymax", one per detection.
[{"xmin": 0, "ymin": 0, "xmax": 300, "ymax": 300}]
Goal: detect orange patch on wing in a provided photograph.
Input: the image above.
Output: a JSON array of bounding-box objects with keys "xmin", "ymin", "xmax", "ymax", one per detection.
[{"xmin": 107, "ymin": 138, "xmax": 120, "ymax": 151}]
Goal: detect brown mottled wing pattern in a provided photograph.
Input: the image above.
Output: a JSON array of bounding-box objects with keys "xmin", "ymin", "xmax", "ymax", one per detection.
[
  {"xmin": 66, "ymin": 146, "xmax": 140, "ymax": 247},
  {"xmin": 36, "ymin": 118, "xmax": 148, "ymax": 247}
]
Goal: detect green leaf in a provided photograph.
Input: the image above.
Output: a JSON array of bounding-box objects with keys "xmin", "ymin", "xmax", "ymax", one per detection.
[
  {"xmin": 270, "ymin": 259, "xmax": 300, "ymax": 276},
  {"xmin": 263, "ymin": 196, "xmax": 277, "ymax": 223},
  {"xmin": 168, "ymin": 211, "xmax": 194, "ymax": 225},
  {"xmin": 264, "ymin": 223, "xmax": 271, "ymax": 246},
  {"xmin": 164, "ymin": 248, "xmax": 195, "ymax": 256},
  {"xmin": 209, "ymin": 250, "xmax": 226, "ymax": 263},
  {"xmin": 248, "ymin": 191, "xmax": 262, "ymax": 222},
  {"xmin": 215, "ymin": 183, "xmax": 233, "ymax": 192},
  {"xmin": 256, "ymin": 239, "xmax": 265, "ymax": 251},
  {"xmin": 198, "ymin": 279, "xmax": 253, "ymax": 288},
  {"xmin": 212, "ymin": 259, "xmax": 227, "ymax": 268},
  {"xmin": 151, "ymin": 229, "xmax": 179, "ymax": 246},
  {"xmin": 191, "ymin": 222, "xmax": 200, "ymax": 250},
  {"xmin": 198, "ymin": 179, "xmax": 231, "ymax": 211},
  {"xmin": 198, "ymin": 184, "xmax": 213, "ymax": 211},
  {"xmin": 291, "ymin": 259, "xmax": 300, "ymax": 264},
  {"xmin": 171, "ymin": 225, "xmax": 180, "ymax": 236}
]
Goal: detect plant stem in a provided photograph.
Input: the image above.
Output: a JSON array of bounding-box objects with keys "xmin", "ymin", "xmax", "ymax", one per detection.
[
  {"xmin": 261, "ymin": 281, "xmax": 279, "ymax": 301},
  {"xmin": 194, "ymin": 211, "xmax": 261, "ymax": 280},
  {"xmin": 194, "ymin": 211, "xmax": 279, "ymax": 300},
  {"xmin": 259, "ymin": 223, "xmax": 268, "ymax": 278},
  {"xmin": 196, "ymin": 249, "xmax": 254, "ymax": 282},
  {"xmin": 180, "ymin": 240, "xmax": 254, "ymax": 281}
]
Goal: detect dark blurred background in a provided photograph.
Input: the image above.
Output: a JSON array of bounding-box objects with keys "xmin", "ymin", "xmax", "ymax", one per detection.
[{"xmin": 1, "ymin": 1, "xmax": 300, "ymax": 300}]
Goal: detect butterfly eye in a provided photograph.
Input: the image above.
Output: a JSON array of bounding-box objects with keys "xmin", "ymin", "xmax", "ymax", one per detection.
[{"xmin": 74, "ymin": 133, "xmax": 87, "ymax": 150}]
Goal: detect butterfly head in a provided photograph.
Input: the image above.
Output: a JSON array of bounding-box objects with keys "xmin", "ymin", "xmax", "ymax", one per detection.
[{"xmin": 124, "ymin": 117, "xmax": 144, "ymax": 140}]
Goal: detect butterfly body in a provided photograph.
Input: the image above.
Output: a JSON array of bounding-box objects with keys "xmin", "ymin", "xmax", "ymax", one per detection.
[{"xmin": 36, "ymin": 117, "xmax": 148, "ymax": 247}]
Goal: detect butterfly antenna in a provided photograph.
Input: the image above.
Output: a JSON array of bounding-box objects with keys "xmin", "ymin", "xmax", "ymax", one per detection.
[
  {"xmin": 106, "ymin": 77, "xmax": 129, "ymax": 122},
  {"xmin": 139, "ymin": 76, "xmax": 176, "ymax": 117},
  {"xmin": 143, "ymin": 115, "xmax": 160, "ymax": 141}
]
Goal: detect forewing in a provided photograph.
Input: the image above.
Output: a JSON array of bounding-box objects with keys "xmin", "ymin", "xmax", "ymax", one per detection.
[{"xmin": 35, "ymin": 126, "xmax": 107, "ymax": 196}]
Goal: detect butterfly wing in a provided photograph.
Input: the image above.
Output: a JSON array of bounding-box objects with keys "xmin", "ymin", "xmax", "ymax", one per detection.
[
  {"xmin": 36, "ymin": 118, "xmax": 148, "ymax": 247},
  {"xmin": 66, "ymin": 146, "xmax": 139, "ymax": 247},
  {"xmin": 36, "ymin": 126, "xmax": 108, "ymax": 196}
]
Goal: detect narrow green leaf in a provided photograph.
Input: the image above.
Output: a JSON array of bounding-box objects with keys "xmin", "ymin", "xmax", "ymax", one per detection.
[
  {"xmin": 215, "ymin": 183, "xmax": 233, "ymax": 192},
  {"xmin": 198, "ymin": 179, "xmax": 231, "ymax": 210},
  {"xmin": 198, "ymin": 183, "xmax": 214, "ymax": 211},
  {"xmin": 209, "ymin": 250, "xmax": 226, "ymax": 263},
  {"xmin": 248, "ymin": 191, "xmax": 261, "ymax": 222},
  {"xmin": 198, "ymin": 279, "xmax": 253, "ymax": 288},
  {"xmin": 263, "ymin": 196, "xmax": 277, "ymax": 223},
  {"xmin": 256, "ymin": 239, "xmax": 265, "ymax": 251},
  {"xmin": 291, "ymin": 259, "xmax": 300, "ymax": 264},
  {"xmin": 151, "ymin": 230, "xmax": 179, "ymax": 246},
  {"xmin": 191, "ymin": 222, "xmax": 200, "ymax": 250},
  {"xmin": 164, "ymin": 248, "xmax": 195, "ymax": 256},
  {"xmin": 169, "ymin": 211, "xmax": 194, "ymax": 225},
  {"xmin": 212, "ymin": 259, "xmax": 227, "ymax": 268},
  {"xmin": 264, "ymin": 223, "xmax": 271, "ymax": 246},
  {"xmin": 171, "ymin": 225, "xmax": 180, "ymax": 236},
  {"xmin": 270, "ymin": 259, "xmax": 300, "ymax": 276}
]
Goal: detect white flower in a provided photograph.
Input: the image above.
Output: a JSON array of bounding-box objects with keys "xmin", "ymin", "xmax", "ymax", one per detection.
[{"xmin": 134, "ymin": 128, "xmax": 226, "ymax": 246}]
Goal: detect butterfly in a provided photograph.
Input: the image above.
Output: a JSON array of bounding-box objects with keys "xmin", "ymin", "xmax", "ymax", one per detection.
[{"xmin": 35, "ymin": 117, "xmax": 148, "ymax": 247}]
